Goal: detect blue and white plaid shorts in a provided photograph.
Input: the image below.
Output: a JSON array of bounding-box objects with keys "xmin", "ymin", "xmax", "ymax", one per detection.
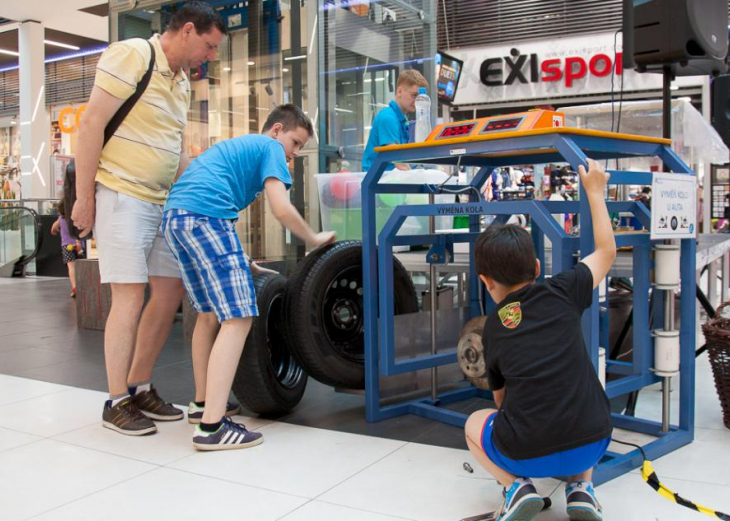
[{"xmin": 161, "ymin": 209, "xmax": 258, "ymax": 323}]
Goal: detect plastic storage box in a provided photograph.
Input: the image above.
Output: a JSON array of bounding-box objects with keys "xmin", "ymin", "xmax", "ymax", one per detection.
[{"xmin": 315, "ymin": 169, "xmax": 458, "ymax": 240}]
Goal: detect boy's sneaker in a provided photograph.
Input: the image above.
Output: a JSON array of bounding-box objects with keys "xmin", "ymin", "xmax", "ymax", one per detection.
[
  {"xmin": 192, "ymin": 417, "xmax": 263, "ymax": 451},
  {"xmin": 187, "ymin": 401, "xmax": 241, "ymax": 424},
  {"xmin": 131, "ymin": 385, "xmax": 184, "ymax": 421},
  {"xmin": 566, "ymin": 481, "xmax": 602, "ymax": 521},
  {"xmin": 102, "ymin": 397, "xmax": 157, "ymax": 436},
  {"xmin": 496, "ymin": 478, "xmax": 544, "ymax": 521}
]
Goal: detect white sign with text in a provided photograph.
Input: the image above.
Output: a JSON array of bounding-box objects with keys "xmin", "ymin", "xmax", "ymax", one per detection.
[
  {"xmin": 651, "ymin": 173, "xmax": 697, "ymax": 240},
  {"xmin": 450, "ymin": 32, "xmax": 705, "ymax": 106}
]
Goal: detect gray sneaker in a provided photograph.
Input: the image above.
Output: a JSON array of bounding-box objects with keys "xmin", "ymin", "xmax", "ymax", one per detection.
[
  {"xmin": 566, "ymin": 481, "xmax": 602, "ymax": 521},
  {"xmin": 102, "ymin": 397, "xmax": 157, "ymax": 436},
  {"xmin": 192, "ymin": 417, "xmax": 263, "ymax": 451}
]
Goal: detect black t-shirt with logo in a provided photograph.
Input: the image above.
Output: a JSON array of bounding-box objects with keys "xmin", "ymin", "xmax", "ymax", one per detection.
[{"xmin": 482, "ymin": 262, "xmax": 612, "ymax": 460}]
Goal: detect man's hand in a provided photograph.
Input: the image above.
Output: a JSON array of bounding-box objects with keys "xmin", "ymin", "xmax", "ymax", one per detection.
[
  {"xmin": 308, "ymin": 231, "xmax": 336, "ymax": 248},
  {"xmin": 250, "ymin": 261, "xmax": 278, "ymax": 276},
  {"xmin": 71, "ymin": 196, "xmax": 95, "ymax": 238},
  {"xmin": 578, "ymin": 158, "xmax": 610, "ymax": 197}
]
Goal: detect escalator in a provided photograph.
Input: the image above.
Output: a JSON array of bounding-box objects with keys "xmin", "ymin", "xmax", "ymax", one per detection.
[{"xmin": 0, "ymin": 205, "xmax": 43, "ymax": 278}]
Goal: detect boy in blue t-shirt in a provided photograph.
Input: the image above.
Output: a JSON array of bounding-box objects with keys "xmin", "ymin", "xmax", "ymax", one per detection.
[
  {"xmin": 362, "ymin": 69, "xmax": 428, "ymax": 172},
  {"xmin": 464, "ymin": 159, "xmax": 615, "ymax": 521},
  {"xmin": 162, "ymin": 104, "xmax": 335, "ymax": 451}
]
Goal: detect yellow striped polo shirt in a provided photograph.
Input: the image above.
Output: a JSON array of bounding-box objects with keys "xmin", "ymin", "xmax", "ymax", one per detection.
[{"xmin": 94, "ymin": 34, "xmax": 190, "ymax": 205}]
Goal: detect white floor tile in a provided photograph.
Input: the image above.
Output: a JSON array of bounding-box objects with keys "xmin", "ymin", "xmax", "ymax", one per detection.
[
  {"xmin": 280, "ymin": 500, "xmax": 417, "ymax": 521},
  {"xmin": 0, "ymin": 374, "xmax": 70, "ymax": 406},
  {"xmin": 0, "ymin": 439, "xmax": 153, "ymax": 521},
  {"xmin": 319, "ymin": 442, "xmax": 507, "ymax": 521},
  {"xmin": 169, "ymin": 421, "xmax": 406, "ymax": 498},
  {"xmin": 642, "ymin": 430, "xmax": 730, "ymax": 486},
  {"xmin": 55, "ymin": 412, "xmax": 270, "ymax": 466},
  {"xmin": 537, "ymin": 471, "xmax": 730, "ymax": 521},
  {"xmin": 30, "ymin": 467, "xmax": 306, "ymax": 521},
  {"xmin": 0, "ymin": 387, "xmax": 107, "ymax": 437},
  {"xmin": 0, "ymin": 426, "xmax": 41, "ymax": 453}
]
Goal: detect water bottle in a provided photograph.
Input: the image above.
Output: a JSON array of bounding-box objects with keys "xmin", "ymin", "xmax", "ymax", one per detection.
[{"xmin": 414, "ymin": 87, "xmax": 432, "ymax": 142}]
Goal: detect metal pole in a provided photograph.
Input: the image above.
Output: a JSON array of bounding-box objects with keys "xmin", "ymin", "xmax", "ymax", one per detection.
[
  {"xmin": 661, "ymin": 65, "xmax": 674, "ymax": 433},
  {"xmin": 429, "ymin": 192, "xmax": 438, "ymax": 403},
  {"xmin": 663, "ymin": 288, "xmax": 674, "ymax": 432}
]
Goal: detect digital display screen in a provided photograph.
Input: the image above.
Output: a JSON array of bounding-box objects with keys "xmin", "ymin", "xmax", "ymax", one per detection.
[
  {"xmin": 481, "ymin": 117, "xmax": 524, "ymax": 133},
  {"xmin": 435, "ymin": 51, "xmax": 464, "ymax": 105},
  {"xmin": 437, "ymin": 123, "xmax": 476, "ymax": 139}
]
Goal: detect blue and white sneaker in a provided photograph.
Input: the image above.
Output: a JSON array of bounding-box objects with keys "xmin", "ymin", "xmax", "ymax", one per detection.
[
  {"xmin": 192, "ymin": 417, "xmax": 263, "ymax": 451},
  {"xmin": 566, "ymin": 481, "xmax": 602, "ymax": 521},
  {"xmin": 496, "ymin": 478, "xmax": 544, "ymax": 521},
  {"xmin": 187, "ymin": 401, "xmax": 241, "ymax": 424}
]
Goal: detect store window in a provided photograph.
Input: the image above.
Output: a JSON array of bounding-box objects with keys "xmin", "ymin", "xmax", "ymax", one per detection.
[
  {"xmin": 113, "ymin": 1, "xmax": 313, "ymax": 263},
  {"xmin": 318, "ymin": 1, "xmax": 437, "ymax": 173}
]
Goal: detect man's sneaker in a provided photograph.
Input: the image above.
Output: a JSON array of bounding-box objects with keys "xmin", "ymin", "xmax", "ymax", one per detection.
[
  {"xmin": 192, "ymin": 417, "xmax": 263, "ymax": 451},
  {"xmin": 102, "ymin": 397, "xmax": 157, "ymax": 436},
  {"xmin": 187, "ymin": 401, "xmax": 241, "ymax": 424},
  {"xmin": 496, "ymin": 478, "xmax": 544, "ymax": 521},
  {"xmin": 566, "ymin": 481, "xmax": 602, "ymax": 521},
  {"xmin": 131, "ymin": 385, "xmax": 184, "ymax": 421}
]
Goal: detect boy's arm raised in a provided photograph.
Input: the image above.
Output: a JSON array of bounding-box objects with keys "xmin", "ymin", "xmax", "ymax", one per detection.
[
  {"xmin": 264, "ymin": 178, "xmax": 336, "ymax": 248},
  {"xmin": 579, "ymin": 159, "xmax": 617, "ymax": 289}
]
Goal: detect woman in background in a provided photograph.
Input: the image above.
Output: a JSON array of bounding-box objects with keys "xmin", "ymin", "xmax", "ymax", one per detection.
[{"xmin": 51, "ymin": 199, "xmax": 83, "ymax": 298}]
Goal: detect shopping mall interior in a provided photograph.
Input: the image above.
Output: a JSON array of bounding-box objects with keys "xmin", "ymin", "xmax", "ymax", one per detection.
[{"xmin": 1, "ymin": 1, "xmax": 730, "ymax": 520}]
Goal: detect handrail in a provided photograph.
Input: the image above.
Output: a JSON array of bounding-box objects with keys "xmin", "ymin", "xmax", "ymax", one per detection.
[{"xmin": 0, "ymin": 205, "xmax": 43, "ymax": 273}]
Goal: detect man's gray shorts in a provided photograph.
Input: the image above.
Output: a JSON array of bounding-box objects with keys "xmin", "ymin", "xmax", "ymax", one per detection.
[{"xmin": 94, "ymin": 184, "xmax": 180, "ymax": 284}]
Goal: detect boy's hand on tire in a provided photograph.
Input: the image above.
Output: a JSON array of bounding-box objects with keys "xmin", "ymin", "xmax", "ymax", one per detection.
[{"xmin": 310, "ymin": 231, "xmax": 336, "ymax": 248}]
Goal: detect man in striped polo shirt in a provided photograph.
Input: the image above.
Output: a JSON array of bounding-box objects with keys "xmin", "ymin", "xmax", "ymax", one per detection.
[{"xmin": 72, "ymin": 2, "xmax": 226, "ymax": 436}]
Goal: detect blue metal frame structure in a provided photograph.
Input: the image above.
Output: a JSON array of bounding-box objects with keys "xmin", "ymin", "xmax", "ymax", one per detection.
[{"xmin": 360, "ymin": 130, "xmax": 696, "ymax": 485}]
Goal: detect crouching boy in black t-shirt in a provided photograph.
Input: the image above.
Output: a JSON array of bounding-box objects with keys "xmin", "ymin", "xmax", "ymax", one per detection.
[{"xmin": 464, "ymin": 159, "xmax": 616, "ymax": 521}]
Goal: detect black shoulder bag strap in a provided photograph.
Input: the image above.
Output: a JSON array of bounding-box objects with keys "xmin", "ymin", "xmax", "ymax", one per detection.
[
  {"xmin": 65, "ymin": 40, "xmax": 155, "ymax": 239},
  {"xmin": 103, "ymin": 40, "xmax": 156, "ymax": 144}
]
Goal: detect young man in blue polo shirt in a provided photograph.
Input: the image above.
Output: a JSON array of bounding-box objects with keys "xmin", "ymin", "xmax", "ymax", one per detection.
[{"xmin": 362, "ymin": 69, "xmax": 429, "ymax": 172}]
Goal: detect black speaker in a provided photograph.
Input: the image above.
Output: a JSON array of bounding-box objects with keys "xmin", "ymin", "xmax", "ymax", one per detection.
[
  {"xmin": 630, "ymin": 0, "xmax": 728, "ymax": 76},
  {"xmin": 712, "ymin": 74, "xmax": 730, "ymax": 148}
]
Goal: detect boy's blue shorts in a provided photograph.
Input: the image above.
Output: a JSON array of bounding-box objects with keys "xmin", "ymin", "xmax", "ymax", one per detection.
[
  {"xmin": 161, "ymin": 209, "xmax": 258, "ymax": 323},
  {"xmin": 480, "ymin": 412, "xmax": 610, "ymax": 478}
]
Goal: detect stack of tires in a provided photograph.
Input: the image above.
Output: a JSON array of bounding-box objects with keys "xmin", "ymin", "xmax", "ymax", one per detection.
[{"xmin": 231, "ymin": 241, "xmax": 418, "ymax": 415}]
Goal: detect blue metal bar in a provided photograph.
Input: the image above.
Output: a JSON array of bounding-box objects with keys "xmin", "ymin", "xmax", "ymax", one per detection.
[
  {"xmin": 532, "ymin": 223, "xmax": 545, "ymax": 283},
  {"xmin": 607, "ymin": 170, "xmax": 653, "ymax": 185},
  {"xmin": 554, "ymin": 136, "xmax": 600, "ymax": 367},
  {"xmin": 606, "ymin": 360, "xmax": 634, "ymax": 375},
  {"xmin": 409, "ymin": 403, "xmax": 468, "ymax": 427},
  {"xmin": 658, "ymin": 147, "xmax": 694, "ymax": 174},
  {"xmin": 611, "ymin": 412, "xmax": 676, "ymax": 435},
  {"xmin": 633, "ymin": 243, "xmax": 652, "ymax": 376},
  {"xmin": 363, "ymin": 157, "xmax": 391, "ymax": 422},
  {"xmin": 606, "ymin": 373, "xmax": 658, "ymax": 397},
  {"xmin": 679, "ymin": 237, "xmax": 696, "ymax": 436}
]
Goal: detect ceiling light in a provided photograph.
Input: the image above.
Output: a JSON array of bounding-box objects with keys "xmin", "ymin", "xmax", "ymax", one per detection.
[
  {"xmin": 248, "ymin": 61, "xmax": 255, "ymax": 66},
  {"xmin": 282, "ymin": 67, "xmax": 289, "ymax": 72},
  {"xmin": 0, "ymin": 48, "xmax": 19, "ymax": 57},
  {"xmin": 10, "ymin": 121, "xmax": 16, "ymax": 125},
  {"xmin": 44, "ymin": 40, "xmax": 80, "ymax": 51},
  {"xmin": 284, "ymin": 55, "xmax": 306, "ymax": 61},
  {"xmin": 223, "ymin": 67, "xmax": 231, "ymax": 72}
]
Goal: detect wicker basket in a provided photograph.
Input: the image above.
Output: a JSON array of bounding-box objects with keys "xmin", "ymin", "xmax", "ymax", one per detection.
[{"xmin": 701, "ymin": 302, "xmax": 730, "ymax": 430}]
